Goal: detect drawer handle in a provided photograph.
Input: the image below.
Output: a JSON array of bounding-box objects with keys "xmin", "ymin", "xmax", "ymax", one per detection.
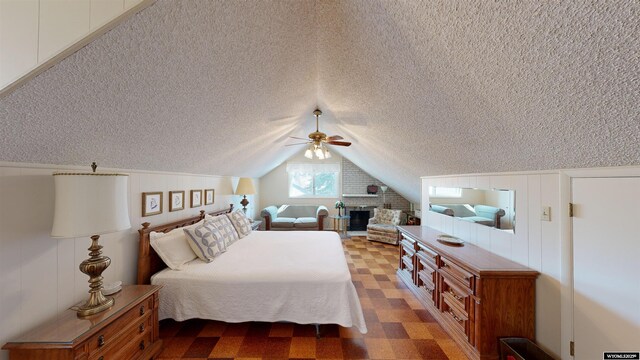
[
  {"xmin": 449, "ymin": 290, "xmax": 463, "ymax": 301},
  {"xmin": 139, "ymin": 323, "xmax": 145, "ymax": 333},
  {"xmin": 139, "ymin": 340, "xmax": 145, "ymax": 350},
  {"xmin": 99, "ymin": 357, "xmax": 104, "ymax": 360},
  {"xmin": 448, "ymin": 310, "xmax": 462, "ymax": 322},
  {"xmin": 97, "ymin": 335, "xmax": 105, "ymax": 347},
  {"xmin": 139, "ymin": 305, "xmax": 145, "ymax": 316}
]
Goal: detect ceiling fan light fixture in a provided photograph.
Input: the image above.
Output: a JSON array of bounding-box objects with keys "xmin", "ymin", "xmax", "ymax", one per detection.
[
  {"xmin": 304, "ymin": 146, "xmax": 313, "ymax": 159},
  {"xmin": 286, "ymin": 108, "xmax": 352, "ymax": 159}
]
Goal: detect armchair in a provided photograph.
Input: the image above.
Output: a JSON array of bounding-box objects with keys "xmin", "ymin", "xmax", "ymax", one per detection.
[{"xmin": 366, "ymin": 208, "xmax": 403, "ymax": 245}]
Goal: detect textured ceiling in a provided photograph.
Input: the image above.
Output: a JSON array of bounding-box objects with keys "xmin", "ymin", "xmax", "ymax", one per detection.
[
  {"xmin": 0, "ymin": 0, "xmax": 318, "ymax": 178},
  {"xmin": 1, "ymin": 0, "xmax": 638, "ymax": 203}
]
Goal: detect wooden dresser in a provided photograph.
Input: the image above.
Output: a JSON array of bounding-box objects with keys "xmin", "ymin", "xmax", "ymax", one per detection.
[
  {"xmin": 2, "ymin": 285, "xmax": 162, "ymax": 360},
  {"xmin": 397, "ymin": 226, "xmax": 539, "ymax": 360}
]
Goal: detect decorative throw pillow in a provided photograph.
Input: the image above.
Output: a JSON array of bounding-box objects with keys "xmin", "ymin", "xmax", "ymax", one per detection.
[
  {"xmin": 150, "ymin": 227, "xmax": 197, "ymax": 270},
  {"xmin": 205, "ymin": 214, "xmax": 240, "ymax": 247},
  {"xmin": 226, "ymin": 210, "xmax": 252, "ymax": 238},
  {"xmin": 183, "ymin": 219, "xmax": 227, "ymax": 262}
]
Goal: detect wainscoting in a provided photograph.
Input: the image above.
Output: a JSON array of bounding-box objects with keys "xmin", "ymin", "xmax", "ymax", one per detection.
[
  {"xmin": 421, "ymin": 172, "xmax": 561, "ymax": 358},
  {"xmin": 0, "ymin": 162, "xmax": 256, "ymax": 360}
]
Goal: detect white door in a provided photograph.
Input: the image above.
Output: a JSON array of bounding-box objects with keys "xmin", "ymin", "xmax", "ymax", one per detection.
[{"xmin": 572, "ymin": 177, "xmax": 640, "ymax": 358}]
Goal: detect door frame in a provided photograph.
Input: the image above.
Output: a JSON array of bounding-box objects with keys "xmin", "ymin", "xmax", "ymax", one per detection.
[{"xmin": 559, "ymin": 166, "xmax": 640, "ymax": 359}]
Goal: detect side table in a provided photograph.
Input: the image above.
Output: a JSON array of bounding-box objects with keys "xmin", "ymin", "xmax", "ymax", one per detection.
[{"xmin": 330, "ymin": 215, "xmax": 350, "ymax": 238}]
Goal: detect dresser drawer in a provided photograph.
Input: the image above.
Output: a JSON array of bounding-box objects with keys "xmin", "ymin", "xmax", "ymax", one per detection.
[
  {"xmin": 401, "ymin": 255, "xmax": 414, "ymax": 272},
  {"xmin": 400, "ymin": 239, "xmax": 416, "ymax": 256},
  {"xmin": 441, "ymin": 295, "xmax": 470, "ymax": 340},
  {"xmin": 400, "ymin": 239, "xmax": 416, "ymax": 272},
  {"xmin": 87, "ymin": 294, "xmax": 154, "ymax": 357},
  {"xmin": 440, "ymin": 256, "xmax": 475, "ymax": 291},
  {"xmin": 417, "ymin": 262, "xmax": 438, "ymax": 306},
  {"xmin": 91, "ymin": 325, "xmax": 153, "ymax": 360},
  {"xmin": 416, "ymin": 242, "xmax": 438, "ymax": 267},
  {"xmin": 440, "ymin": 271, "xmax": 473, "ymax": 315}
]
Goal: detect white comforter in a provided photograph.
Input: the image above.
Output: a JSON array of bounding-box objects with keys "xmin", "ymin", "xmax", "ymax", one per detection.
[{"xmin": 151, "ymin": 230, "xmax": 367, "ymax": 333}]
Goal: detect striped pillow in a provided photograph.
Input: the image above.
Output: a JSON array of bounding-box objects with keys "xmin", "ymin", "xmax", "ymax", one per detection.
[
  {"xmin": 183, "ymin": 219, "xmax": 227, "ymax": 262},
  {"xmin": 226, "ymin": 210, "xmax": 252, "ymax": 238}
]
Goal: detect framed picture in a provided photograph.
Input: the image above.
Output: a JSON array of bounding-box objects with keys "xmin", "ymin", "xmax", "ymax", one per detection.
[
  {"xmin": 169, "ymin": 191, "xmax": 185, "ymax": 212},
  {"xmin": 142, "ymin": 192, "xmax": 163, "ymax": 217},
  {"xmin": 204, "ymin": 189, "xmax": 214, "ymax": 205},
  {"xmin": 190, "ymin": 190, "xmax": 202, "ymax": 208}
]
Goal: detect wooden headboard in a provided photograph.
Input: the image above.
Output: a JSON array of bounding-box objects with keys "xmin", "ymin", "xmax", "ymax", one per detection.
[{"xmin": 137, "ymin": 205, "xmax": 234, "ymax": 284}]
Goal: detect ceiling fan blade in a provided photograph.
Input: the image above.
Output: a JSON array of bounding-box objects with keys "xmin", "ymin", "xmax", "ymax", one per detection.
[
  {"xmin": 289, "ymin": 136, "xmax": 310, "ymax": 141},
  {"xmin": 326, "ymin": 135, "xmax": 344, "ymax": 141},
  {"xmin": 285, "ymin": 142, "xmax": 310, "ymax": 146},
  {"xmin": 327, "ymin": 140, "xmax": 352, "ymax": 147}
]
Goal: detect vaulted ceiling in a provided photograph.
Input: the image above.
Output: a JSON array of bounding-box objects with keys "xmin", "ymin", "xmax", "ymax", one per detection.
[{"xmin": 1, "ymin": 0, "xmax": 638, "ymax": 203}]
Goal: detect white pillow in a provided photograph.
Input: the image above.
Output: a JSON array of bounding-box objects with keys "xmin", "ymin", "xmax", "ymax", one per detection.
[
  {"xmin": 183, "ymin": 219, "xmax": 227, "ymax": 262},
  {"xmin": 150, "ymin": 226, "xmax": 198, "ymax": 270},
  {"xmin": 226, "ymin": 210, "xmax": 252, "ymax": 238}
]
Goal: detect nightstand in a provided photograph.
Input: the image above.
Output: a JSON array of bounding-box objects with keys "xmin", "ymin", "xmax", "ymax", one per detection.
[
  {"xmin": 251, "ymin": 220, "xmax": 263, "ymax": 231},
  {"xmin": 405, "ymin": 211, "xmax": 421, "ymax": 225},
  {"xmin": 2, "ymin": 285, "xmax": 163, "ymax": 360}
]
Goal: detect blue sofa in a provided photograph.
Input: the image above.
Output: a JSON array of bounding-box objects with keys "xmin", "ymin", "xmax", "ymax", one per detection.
[
  {"xmin": 261, "ymin": 205, "xmax": 329, "ymax": 231},
  {"xmin": 431, "ymin": 204, "xmax": 505, "ymax": 229}
]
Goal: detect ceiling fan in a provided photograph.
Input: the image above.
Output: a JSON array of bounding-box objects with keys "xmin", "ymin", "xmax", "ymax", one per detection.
[{"xmin": 286, "ymin": 109, "xmax": 352, "ymax": 159}]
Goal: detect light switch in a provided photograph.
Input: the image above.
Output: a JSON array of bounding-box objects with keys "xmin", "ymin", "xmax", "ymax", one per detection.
[{"xmin": 541, "ymin": 206, "xmax": 551, "ymax": 221}]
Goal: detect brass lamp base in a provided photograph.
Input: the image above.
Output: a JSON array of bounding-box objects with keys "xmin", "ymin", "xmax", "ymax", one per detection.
[
  {"xmin": 240, "ymin": 195, "xmax": 249, "ymax": 213},
  {"xmin": 77, "ymin": 235, "xmax": 114, "ymax": 317}
]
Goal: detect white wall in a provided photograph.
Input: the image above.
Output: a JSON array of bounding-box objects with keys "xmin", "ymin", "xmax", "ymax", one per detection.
[
  {"xmin": 422, "ymin": 172, "xmax": 561, "ymax": 358},
  {"xmin": 0, "ymin": 161, "xmax": 255, "ymax": 360},
  {"xmin": 259, "ymin": 151, "xmax": 342, "ymax": 229},
  {"xmin": 0, "ymin": 0, "xmax": 151, "ymax": 91}
]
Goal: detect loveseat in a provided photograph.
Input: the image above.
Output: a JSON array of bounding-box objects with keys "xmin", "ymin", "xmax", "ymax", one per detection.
[
  {"xmin": 430, "ymin": 203, "xmax": 505, "ymax": 228},
  {"xmin": 366, "ymin": 208, "xmax": 403, "ymax": 245},
  {"xmin": 261, "ymin": 205, "xmax": 329, "ymax": 231}
]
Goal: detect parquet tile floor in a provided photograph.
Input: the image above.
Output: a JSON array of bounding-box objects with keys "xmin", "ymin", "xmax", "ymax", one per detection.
[{"xmin": 157, "ymin": 236, "xmax": 468, "ymax": 359}]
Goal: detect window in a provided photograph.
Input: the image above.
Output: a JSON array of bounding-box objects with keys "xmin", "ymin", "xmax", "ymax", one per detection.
[
  {"xmin": 428, "ymin": 186, "xmax": 462, "ymax": 198},
  {"xmin": 287, "ymin": 163, "xmax": 340, "ymax": 198}
]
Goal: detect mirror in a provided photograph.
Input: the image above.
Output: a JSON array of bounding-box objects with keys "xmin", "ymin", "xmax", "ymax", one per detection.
[{"xmin": 428, "ymin": 186, "xmax": 515, "ymax": 232}]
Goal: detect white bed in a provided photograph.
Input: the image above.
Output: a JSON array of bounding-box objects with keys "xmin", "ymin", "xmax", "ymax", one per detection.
[{"xmin": 148, "ymin": 228, "xmax": 367, "ymax": 333}]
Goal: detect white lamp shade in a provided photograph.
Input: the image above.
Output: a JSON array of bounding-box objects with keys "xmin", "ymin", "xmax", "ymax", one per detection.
[
  {"xmin": 304, "ymin": 148, "xmax": 313, "ymax": 159},
  {"xmin": 235, "ymin": 177, "xmax": 256, "ymax": 195},
  {"xmin": 51, "ymin": 173, "xmax": 130, "ymax": 238}
]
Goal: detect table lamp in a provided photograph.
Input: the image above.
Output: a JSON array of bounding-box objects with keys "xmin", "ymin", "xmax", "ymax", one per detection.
[
  {"xmin": 235, "ymin": 178, "xmax": 256, "ymax": 214},
  {"xmin": 51, "ymin": 163, "xmax": 130, "ymax": 317}
]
